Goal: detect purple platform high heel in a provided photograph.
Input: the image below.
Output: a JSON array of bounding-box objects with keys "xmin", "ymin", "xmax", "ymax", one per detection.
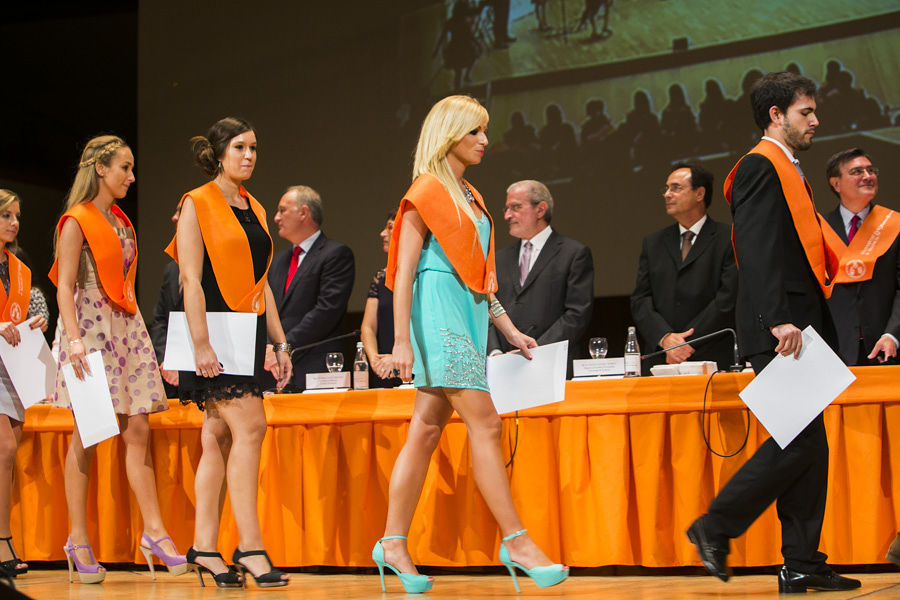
[
  {"xmin": 139, "ymin": 533, "xmax": 189, "ymax": 578},
  {"xmin": 63, "ymin": 536, "xmax": 105, "ymax": 584}
]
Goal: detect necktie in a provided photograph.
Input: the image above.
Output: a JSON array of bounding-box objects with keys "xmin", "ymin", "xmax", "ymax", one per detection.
[
  {"xmin": 848, "ymin": 215, "xmax": 861, "ymax": 243},
  {"xmin": 519, "ymin": 241, "xmax": 533, "ymax": 285},
  {"xmin": 284, "ymin": 246, "xmax": 304, "ymax": 293},
  {"xmin": 793, "ymin": 160, "xmax": 805, "ymax": 178},
  {"xmin": 681, "ymin": 231, "xmax": 694, "ymax": 262}
]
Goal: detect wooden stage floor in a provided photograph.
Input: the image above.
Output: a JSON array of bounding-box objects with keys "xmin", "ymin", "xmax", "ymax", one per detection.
[{"xmin": 7, "ymin": 570, "xmax": 900, "ymax": 599}]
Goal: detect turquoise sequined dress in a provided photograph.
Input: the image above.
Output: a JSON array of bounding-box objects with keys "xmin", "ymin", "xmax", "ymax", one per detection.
[{"xmin": 410, "ymin": 213, "xmax": 491, "ymax": 390}]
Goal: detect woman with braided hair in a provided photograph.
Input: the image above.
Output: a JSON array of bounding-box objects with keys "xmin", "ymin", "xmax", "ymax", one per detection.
[{"xmin": 50, "ymin": 135, "xmax": 187, "ymax": 584}]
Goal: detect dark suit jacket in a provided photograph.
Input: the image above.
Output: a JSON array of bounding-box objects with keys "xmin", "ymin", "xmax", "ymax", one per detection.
[
  {"xmin": 268, "ymin": 232, "xmax": 355, "ymax": 390},
  {"xmin": 149, "ymin": 260, "xmax": 182, "ymax": 398},
  {"xmin": 487, "ymin": 230, "xmax": 594, "ymax": 378},
  {"xmin": 824, "ymin": 205, "xmax": 900, "ymax": 365},
  {"xmin": 730, "ymin": 153, "xmax": 836, "ymax": 358},
  {"xmin": 630, "ymin": 216, "xmax": 738, "ymax": 372}
]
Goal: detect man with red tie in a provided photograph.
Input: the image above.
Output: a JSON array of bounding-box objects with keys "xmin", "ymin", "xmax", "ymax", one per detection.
[
  {"xmin": 266, "ymin": 185, "xmax": 354, "ymax": 390},
  {"xmin": 821, "ymin": 148, "xmax": 900, "ymax": 367}
]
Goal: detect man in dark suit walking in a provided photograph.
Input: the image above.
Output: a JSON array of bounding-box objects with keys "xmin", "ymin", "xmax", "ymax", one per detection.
[
  {"xmin": 630, "ymin": 163, "xmax": 737, "ymax": 373},
  {"xmin": 266, "ymin": 185, "xmax": 354, "ymax": 390},
  {"xmin": 687, "ymin": 72, "xmax": 859, "ymax": 593},
  {"xmin": 487, "ymin": 180, "xmax": 593, "ymax": 376},
  {"xmin": 822, "ymin": 148, "xmax": 899, "ymax": 367}
]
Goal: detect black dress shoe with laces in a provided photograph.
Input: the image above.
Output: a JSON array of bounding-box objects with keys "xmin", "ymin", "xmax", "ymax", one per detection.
[
  {"xmin": 686, "ymin": 518, "xmax": 730, "ymax": 582},
  {"xmin": 777, "ymin": 565, "xmax": 861, "ymax": 593}
]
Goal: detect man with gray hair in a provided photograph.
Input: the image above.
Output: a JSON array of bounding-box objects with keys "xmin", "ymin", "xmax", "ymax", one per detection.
[
  {"xmin": 267, "ymin": 185, "xmax": 354, "ymax": 390},
  {"xmin": 487, "ymin": 180, "xmax": 594, "ymax": 377}
]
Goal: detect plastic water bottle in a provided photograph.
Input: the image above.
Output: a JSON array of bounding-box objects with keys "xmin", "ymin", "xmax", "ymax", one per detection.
[
  {"xmin": 353, "ymin": 342, "xmax": 369, "ymax": 390},
  {"xmin": 624, "ymin": 326, "xmax": 641, "ymax": 377}
]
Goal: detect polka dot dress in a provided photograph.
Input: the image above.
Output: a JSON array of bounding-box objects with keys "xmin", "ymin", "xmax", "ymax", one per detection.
[{"xmin": 52, "ymin": 228, "xmax": 168, "ymax": 415}]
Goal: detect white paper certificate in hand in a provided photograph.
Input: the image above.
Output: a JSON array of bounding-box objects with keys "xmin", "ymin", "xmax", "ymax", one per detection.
[
  {"xmin": 739, "ymin": 325, "xmax": 856, "ymax": 449},
  {"xmin": 61, "ymin": 351, "xmax": 119, "ymax": 447},
  {"xmin": 0, "ymin": 319, "xmax": 55, "ymax": 407},
  {"xmin": 486, "ymin": 340, "xmax": 568, "ymax": 415},
  {"xmin": 163, "ymin": 312, "xmax": 257, "ymax": 376}
]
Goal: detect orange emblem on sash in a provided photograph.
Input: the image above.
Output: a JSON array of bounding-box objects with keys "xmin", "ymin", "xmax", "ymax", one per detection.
[
  {"xmin": 0, "ymin": 249, "xmax": 30, "ymax": 325},
  {"xmin": 49, "ymin": 203, "xmax": 139, "ymax": 314},
  {"xmin": 165, "ymin": 181, "xmax": 272, "ymax": 315},
  {"xmin": 822, "ymin": 205, "xmax": 900, "ymax": 284}
]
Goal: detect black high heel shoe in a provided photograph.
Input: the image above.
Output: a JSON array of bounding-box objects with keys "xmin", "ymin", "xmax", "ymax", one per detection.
[
  {"xmin": 0, "ymin": 536, "xmax": 26, "ymax": 576},
  {"xmin": 185, "ymin": 547, "xmax": 242, "ymax": 588},
  {"xmin": 232, "ymin": 548, "xmax": 289, "ymax": 588}
]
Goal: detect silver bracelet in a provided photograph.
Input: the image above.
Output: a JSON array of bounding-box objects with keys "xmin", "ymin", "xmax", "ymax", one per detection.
[
  {"xmin": 272, "ymin": 342, "xmax": 292, "ymax": 354},
  {"xmin": 488, "ymin": 299, "xmax": 506, "ymax": 319}
]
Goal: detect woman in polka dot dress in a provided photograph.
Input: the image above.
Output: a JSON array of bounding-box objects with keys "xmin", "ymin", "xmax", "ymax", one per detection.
[{"xmin": 50, "ymin": 135, "xmax": 186, "ymax": 584}]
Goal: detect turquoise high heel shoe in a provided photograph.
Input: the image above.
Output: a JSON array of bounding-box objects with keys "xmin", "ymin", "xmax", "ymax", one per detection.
[
  {"xmin": 498, "ymin": 529, "xmax": 569, "ymax": 593},
  {"xmin": 371, "ymin": 536, "xmax": 434, "ymax": 593}
]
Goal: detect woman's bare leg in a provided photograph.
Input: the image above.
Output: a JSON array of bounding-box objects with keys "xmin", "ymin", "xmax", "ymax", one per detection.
[
  {"xmin": 0, "ymin": 416, "xmax": 25, "ymax": 571},
  {"xmin": 191, "ymin": 404, "xmax": 232, "ymax": 574},
  {"xmin": 380, "ymin": 388, "xmax": 453, "ymax": 575},
  {"xmin": 445, "ymin": 388, "xmax": 554, "ymax": 569},
  {"xmin": 215, "ymin": 393, "xmax": 288, "ymax": 582}
]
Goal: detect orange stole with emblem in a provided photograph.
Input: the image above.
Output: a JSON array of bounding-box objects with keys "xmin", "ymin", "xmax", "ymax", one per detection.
[
  {"xmin": 49, "ymin": 202, "xmax": 138, "ymax": 314},
  {"xmin": 821, "ymin": 205, "xmax": 900, "ymax": 284},
  {"xmin": 0, "ymin": 249, "xmax": 31, "ymax": 324},
  {"xmin": 386, "ymin": 173, "xmax": 497, "ymax": 294},
  {"xmin": 724, "ymin": 139, "xmax": 839, "ymax": 299},
  {"xmin": 165, "ymin": 181, "xmax": 271, "ymax": 315}
]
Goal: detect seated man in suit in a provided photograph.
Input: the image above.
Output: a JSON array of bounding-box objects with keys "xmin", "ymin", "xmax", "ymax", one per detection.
[
  {"xmin": 823, "ymin": 148, "xmax": 899, "ymax": 367},
  {"xmin": 266, "ymin": 185, "xmax": 354, "ymax": 390},
  {"xmin": 630, "ymin": 163, "xmax": 738, "ymax": 373},
  {"xmin": 487, "ymin": 180, "xmax": 593, "ymax": 377}
]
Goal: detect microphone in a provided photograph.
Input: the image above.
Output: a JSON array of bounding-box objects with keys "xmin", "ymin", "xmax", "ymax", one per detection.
[
  {"xmin": 641, "ymin": 328, "xmax": 743, "ymax": 372},
  {"xmin": 290, "ymin": 330, "xmax": 361, "ymax": 359}
]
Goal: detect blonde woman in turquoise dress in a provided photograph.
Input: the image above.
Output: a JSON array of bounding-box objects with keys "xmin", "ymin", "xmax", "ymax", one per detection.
[{"xmin": 373, "ymin": 95, "xmax": 569, "ymax": 594}]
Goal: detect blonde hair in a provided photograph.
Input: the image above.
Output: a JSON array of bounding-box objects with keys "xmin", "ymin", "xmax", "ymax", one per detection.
[
  {"xmin": 55, "ymin": 135, "xmax": 128, "ymax": 255},
  {"xmin": 0, "ymin": 189, "xmax": 20, "ymax": 252},
  {"xmin": 413, "ymin": 95, "xmax": 488, "ymax": 229}
]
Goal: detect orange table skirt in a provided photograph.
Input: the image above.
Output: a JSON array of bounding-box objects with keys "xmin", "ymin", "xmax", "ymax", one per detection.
[{"xmin": 10, "ymin": 366, "xmax": 900, "ymax": 567}]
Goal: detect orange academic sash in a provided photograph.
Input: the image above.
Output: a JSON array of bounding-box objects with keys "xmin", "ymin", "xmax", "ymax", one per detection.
[
  {"xmin": 386, "ymin": 174, "xmax": 497, "ymax": 294},
  {"xmin": 49, "ymin": 202, "xmax": 138, "ymax": 314},
  {"xmin": 821, "ymin": 204, "xmax": 900, "ymax": 284},
  {"xmin": 165, "ymin": 181, "xmax": 271, "ymax": 315},
  {"xmin": 724, "ymin": 139, "xmax": 839, "ymax": 299},
  {"xmin": 0, "ymin": 249, "xmax": 30, "ymax": 324}
]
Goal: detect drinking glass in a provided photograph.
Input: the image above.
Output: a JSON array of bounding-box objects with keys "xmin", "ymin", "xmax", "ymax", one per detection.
[
  {"xmin": 589, "ymin": 337, "xmax": 608, "ymax": 359},
  {"xmin": 326, "ymin": 352, "xmax": 344, "ymax": 373}
]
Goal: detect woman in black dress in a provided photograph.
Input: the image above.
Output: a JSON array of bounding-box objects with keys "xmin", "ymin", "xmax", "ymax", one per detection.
[
  {"xmin": 169, "ymin": 117, "xmax": 292, "ymax": 588},
  {"xmin": 360, "ymin": 209, "xmax": 401, "ymax": 388}
]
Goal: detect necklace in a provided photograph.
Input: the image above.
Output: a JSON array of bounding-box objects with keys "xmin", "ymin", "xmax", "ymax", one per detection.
[{"xmin": 461, "ymin": 181, "xmax": 475, "ymax": 203}]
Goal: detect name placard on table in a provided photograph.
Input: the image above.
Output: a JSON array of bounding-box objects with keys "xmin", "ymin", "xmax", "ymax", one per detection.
[
  {"xmin": 573, "ymin": 358, "xmax": 625, "ymax": 377},
  {"xmin": 306, "ymin": 372, "xmax": 351, "ymax": 391}
]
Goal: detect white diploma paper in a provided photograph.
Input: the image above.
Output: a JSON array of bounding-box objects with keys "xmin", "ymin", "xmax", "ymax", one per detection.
[
  {"xmin": 163, "ymin": 312, "xmax": 257, "ymax": 376},
  {"xmin": 61, "ymin": 351, "xmax": 119, "ymax": 447},
  {"xmin": 0, "ymin": 319, "xmax": 55, "ymax": 407},
  {"xmin": 739, "ymin": 326, "xmax": 855, "ymax": 449},
  {"xmin": 486, "ymin": 341, "xmax": 568, "ymax": 415}
]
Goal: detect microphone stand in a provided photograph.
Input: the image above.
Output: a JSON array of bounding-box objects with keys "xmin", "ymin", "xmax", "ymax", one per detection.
[
  {"xmin": 640, "ymin": 328, "xmax": 743, "ymax": 372},
  {"xmin": 290, "ymin": 330, "xmax": 361, "ymax": 359}
]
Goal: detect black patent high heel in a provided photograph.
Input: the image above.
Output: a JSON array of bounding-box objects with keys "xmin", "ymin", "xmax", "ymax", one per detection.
[
  {"xmin": 185, "ymin": 547, "xmax": 242, "ymax": 588},
  {"xmin": 0, "ymin": 536, "xmax": 26, "ymax": 576},
  {"xmin": 232, "ymin": 548, "xmax": 289, "ymax": 588}
]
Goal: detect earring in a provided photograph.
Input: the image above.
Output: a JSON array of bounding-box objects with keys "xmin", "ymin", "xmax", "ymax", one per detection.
[{"xmin": 217, "ymin": 161, "xmax": 223, "ymax": 171}]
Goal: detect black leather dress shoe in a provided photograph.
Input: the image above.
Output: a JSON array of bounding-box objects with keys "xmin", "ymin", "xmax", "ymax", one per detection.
[
  {"xmin": 686, "ymin": 518, "xmax": 730, "ymax": 582},
  {"xmin": 777, "ymin": 566, "xmax": 861, "ymax": 593}
]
